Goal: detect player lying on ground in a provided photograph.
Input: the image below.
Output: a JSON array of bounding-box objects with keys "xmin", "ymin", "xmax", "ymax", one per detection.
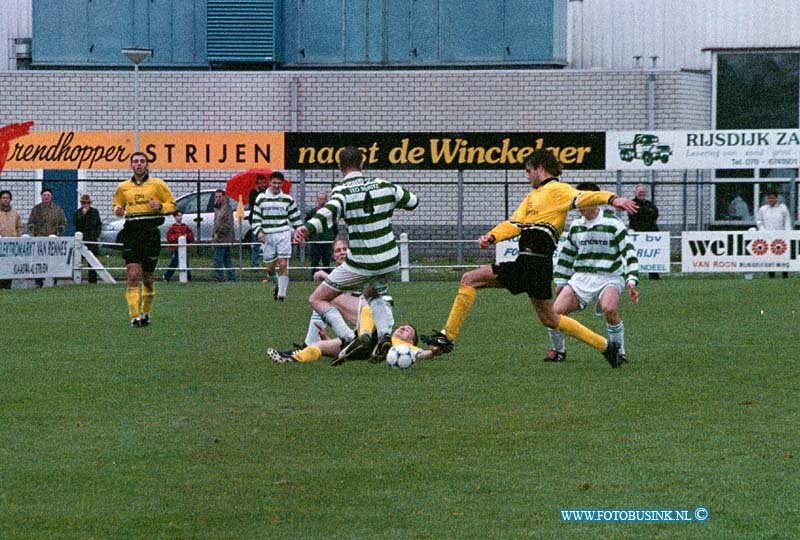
[
  {"xmin": 301, "ymin": 237, "xmax": 358, "ymax": 346},
  {"xmin": 421, "ymin": 149, "xmax": 638, "ymax": 368},
  {"xmin": 544, "ymin": 182, "xmax": 640, "ymax": 363},
  {"xmin": 294, "ymin": 236, "xmax": 394, "ymax": 355},
  {"xmin": 267, "ymin": 324, "xmax": 441, "ymax": 364},
  {"xmin": 295, "ymin": 146, "xmax": 419, "ymax": 364}
]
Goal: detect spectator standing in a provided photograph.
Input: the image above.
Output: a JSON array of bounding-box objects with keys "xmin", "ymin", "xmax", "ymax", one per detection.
[
  {"xmin": 28, "ymin": 188, "xmax": 67, "ymax": 287},
  {"xmin": 728, "ymin": 195, "xmax": 752, "ymax": 221},
  {"xmin": 28, "ymin": 188, "xmax": 67, "ymax": 237},
  {"xmin": 212, "ymin": 189, "xmax": 236, "ymax": 282},
  {"xmin": 247, "ymin": 174, "xmax": 268, "ymax": 271},
  {"xmin": 0, "ymin": 190, "xmax": 23, "ymax": 289},
  {"xmin": 628, "ymin": 183, "xmax": 660, "ymax": 280},
  {"xmin": 163, "ymin": 210, "xmax": 195, "ymax": 282},
  {"xmin": 305, "ymin": 192, "xmax": 338, "ymax": 278},
  {"xmin": 756, "ymin": 190, "xmax": 792, "ymax": 278},
  {"xmin": 72, "ymin": 194, "xmax": 102, "ymax": 284}
]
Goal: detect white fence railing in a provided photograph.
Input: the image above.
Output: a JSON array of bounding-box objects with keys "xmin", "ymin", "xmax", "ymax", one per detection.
[{"xmin": 4, "ymin": 229, "xmax": 795, "ymax": 288}]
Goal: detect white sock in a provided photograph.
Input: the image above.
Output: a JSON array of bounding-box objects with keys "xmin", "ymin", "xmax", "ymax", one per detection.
[
  {"xmin": 305, "ymin": 312, "xmax": 324, "ymax": 345},
  {"xmin": 278, "ymin": 275, "xmax": 289, "ymax": 297},
  {"xmin": 607, "ymin": 322, "xmax": 625, "ymax": 354},
  {"xmin": 321, "ymin": 307, "xmax": 354, "ymax": 342},
  {"xmin": 367, "ymin": 295, "xmax": 394, "ymax": 337},
  {"xmin": 548, "ymin": 328, "xmax": 566, "ymax": 352}
]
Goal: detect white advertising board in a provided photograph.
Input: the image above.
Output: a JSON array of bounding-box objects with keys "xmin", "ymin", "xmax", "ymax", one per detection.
[
  {"xmin": 495, "ymin": 232, "xmax": 670, "ymax": 273},
  {"xmin": 628, "ymin": 232, "xmax": 671, "ymax": 273},
  {"xmin": 0, "ymin": 237, "xmax": 75, "ymax": 279},
  {"xmin": 607, "ymin": 129, "xmax": 800, "ymax": 170},
  {"xmin": 681, "ymin": 231, "xmax": 800, "ymax": 273}
]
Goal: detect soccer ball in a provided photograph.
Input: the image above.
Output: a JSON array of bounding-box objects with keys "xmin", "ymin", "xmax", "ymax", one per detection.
[{"xmin": 385, "ymin": 344, "xmax": 416, "ymax": 369}]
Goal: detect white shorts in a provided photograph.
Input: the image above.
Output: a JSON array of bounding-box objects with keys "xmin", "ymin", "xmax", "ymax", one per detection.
[
  {"xmin": 323, "ymin": 263, "xmax": 391, "ymax": 295},
  {"xmin": 262, "ymin": 230, "xmax": 293, "ymax": 263},
  {"xmin": 566, "ymin": 272, "xmax": 625, "ymax": 316}
]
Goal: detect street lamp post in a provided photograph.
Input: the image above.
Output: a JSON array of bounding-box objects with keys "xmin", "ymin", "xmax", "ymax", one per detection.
[{"xmin": 122, "ymin": 47, "xmax": 153, "ymax": 152}]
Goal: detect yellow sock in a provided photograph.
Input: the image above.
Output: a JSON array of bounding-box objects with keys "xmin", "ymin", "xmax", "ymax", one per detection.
[
  {"xmin": 556, "ymin": 315, "xmax": 607, "ymax": 352},
  {"xmin": 358, "ymin": 303, "xmax": 375, "ymax": 337},
  {"xmin": 294, "ymin": 346, "xmax": 322, "ymax": 363},
  {"xmin": 443, "ymin": 285, "xmax": 477, "ymax": 341},
  {"xmin": 126, "ymin": 287, "xmax": 141, "ymax": 319},
  {"xmin": 141, "ymin": 282, "xmax": 155, "ymax": 315}
]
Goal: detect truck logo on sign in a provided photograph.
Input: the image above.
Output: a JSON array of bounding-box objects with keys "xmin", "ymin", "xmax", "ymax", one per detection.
[{"xmin": 618, "ymin": 133, "xmax": 672, "ymax": 166}]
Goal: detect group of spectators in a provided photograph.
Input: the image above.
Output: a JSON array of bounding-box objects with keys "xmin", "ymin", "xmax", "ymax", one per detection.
[
  {"xmin": 1, "ymin": 187, "xmax": 101, "ymax": 287},
  {"xmin": 0, "ymin": 176, "xmax": 339, "ymax": 290}
]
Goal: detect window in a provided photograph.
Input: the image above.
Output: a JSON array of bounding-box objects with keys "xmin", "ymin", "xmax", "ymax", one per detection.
[
  {"xmin": 713, "ymin": 52, "xmax": 800, "ymax": 225},
  {"xmin": 717, "ymin": 53, "xmax": 799, "ymax": 129}
]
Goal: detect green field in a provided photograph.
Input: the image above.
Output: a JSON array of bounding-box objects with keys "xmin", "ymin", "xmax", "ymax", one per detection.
[{"xmin": 1, "ymin": 277, "xmax": 797, "ymax": 539}]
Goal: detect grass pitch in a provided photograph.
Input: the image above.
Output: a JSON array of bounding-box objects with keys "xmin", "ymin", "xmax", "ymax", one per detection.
[{"xmin": 1, "ymin": 277, "xmax": 798, "ymax": 539}]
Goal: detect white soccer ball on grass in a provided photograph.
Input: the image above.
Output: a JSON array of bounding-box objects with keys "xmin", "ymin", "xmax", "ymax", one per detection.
[{"xmin": 385, "ymin": 344, "xmax": 416, "ymax": 369}]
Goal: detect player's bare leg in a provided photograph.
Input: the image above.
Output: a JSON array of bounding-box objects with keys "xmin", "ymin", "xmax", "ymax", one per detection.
[
  {"xmin": 309, "ymin": 283, "xmax": 354, "ymax": 343},
  {"xmin": 598, "ymin": 286, "xmax": 626, "ymax": 360},
  {"xmin": 545, "ymin": 286, "xmax": 580, "ymax": 362}
]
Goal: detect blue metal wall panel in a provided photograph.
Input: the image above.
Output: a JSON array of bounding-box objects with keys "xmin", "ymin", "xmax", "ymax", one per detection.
[
  {"xmin": 284, "ymin": 0, "xmax": 566, "ymax": 67},
  {"xmin": 367, "ymin": 0, "xmax": 386, "ymax": 62},
  {"xmin": 295, "ymin": 0, "xmax": 343, "ymax": 63},
  {"xmin": 440, "ymin": 2, "xmax": 503, "ymax": 62},
  {"xmin": 32, "ymin": 0, "xmax": 207, "ymax": 67},
  {"xmin": 408, "ymin": 0, "xmax": 439, "ymax": 64},
  {"xmin": 343, "ymin": 0, "xmax": 368, "ymax": 63},
  {"xmin": 505, "ymin": 0, "xmax": 555, "ymax": 61},
  {"xmin": 31, "ymin": 0, "xmax": 565, "ymax": 68},
  {"xmin": 32, "ymin": 0, "xmax": 93, "ymax": 64}
]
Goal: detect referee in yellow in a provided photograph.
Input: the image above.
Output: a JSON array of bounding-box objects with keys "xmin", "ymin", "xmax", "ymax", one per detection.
[{"xmin": 113, "ymin": 152, "xmax": 176, "ymax": 327}]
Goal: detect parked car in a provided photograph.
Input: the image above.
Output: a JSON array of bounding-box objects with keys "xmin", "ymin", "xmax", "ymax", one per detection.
[{"xmin": 100, "ymin": 190, "xmax": 253, "ymax": 247}]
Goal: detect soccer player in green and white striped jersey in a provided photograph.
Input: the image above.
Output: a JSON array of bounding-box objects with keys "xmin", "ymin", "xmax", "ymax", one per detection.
[
  {"xmin": 252, "ymin": 171, "xmax": 303, "ymax": 301},
  {"xmin": 294, "ymin": 146, "xmax": 419, "ymax": 365},
  {"xmin": 545, "ymin": 182, "xmax": 639, "ymax": 363}
]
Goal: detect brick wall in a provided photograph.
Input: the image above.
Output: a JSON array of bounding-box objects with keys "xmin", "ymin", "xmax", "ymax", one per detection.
[{"xmin": 0, "ymin": 68, "xmax": 711, "ymax": 244}]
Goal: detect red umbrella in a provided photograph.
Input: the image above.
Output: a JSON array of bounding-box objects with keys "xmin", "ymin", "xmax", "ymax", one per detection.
[{"xmin": 225, "ymin": 169, "xmax": 291, "ymax": 202}]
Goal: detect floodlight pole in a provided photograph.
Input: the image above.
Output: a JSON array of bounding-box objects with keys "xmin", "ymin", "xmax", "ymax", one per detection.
[{"xmin": 122, "ymin": 48, "xmax": 153, "ymax": 152}]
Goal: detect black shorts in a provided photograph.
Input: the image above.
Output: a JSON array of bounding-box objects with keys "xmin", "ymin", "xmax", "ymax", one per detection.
[
  {"xmin": 121, "ymin": 224, "xmax": 161, "ymax": 273},
  {"xmin": 492, "ymin": 253, "xmax": 553, "ymax": 300}
]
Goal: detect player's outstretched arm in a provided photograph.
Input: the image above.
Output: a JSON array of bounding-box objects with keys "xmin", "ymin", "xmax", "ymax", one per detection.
[{"xmin": 415, "ymin": 346, "xmax": 441, "ymax": 360}]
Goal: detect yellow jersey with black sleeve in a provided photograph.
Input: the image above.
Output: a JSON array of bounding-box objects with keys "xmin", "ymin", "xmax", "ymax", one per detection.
[
  {"xmin": 487, "ymin": 178, "xmax": 618, "ymax": 256},
  {"xmin": 391, "ymin": 337, "xmax": 422, "ymax": 357},
  {"xmin": 113, "ymin": 174, "xmax": 176, "ymax": 227}
]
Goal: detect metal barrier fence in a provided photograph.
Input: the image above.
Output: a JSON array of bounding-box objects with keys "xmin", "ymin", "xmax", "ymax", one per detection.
[
  {"xmin": 1, "ymin": 171, "xmax": 730, "ymax": 250},
  {"xmin": 83, "ymin": 232, "xmax": 684, "ymax": 284}
]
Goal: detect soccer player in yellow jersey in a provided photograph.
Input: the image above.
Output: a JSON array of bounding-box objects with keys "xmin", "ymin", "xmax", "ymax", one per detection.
[
  {"xmin": 421, "ymin": 149, "xmax": 638, "ymax": 368},
  {"xmin": 113, "ymin": 152, "xmax": 176, "ymax": 327},
  {"xmin": 267, "ymin": 324, "xmax": 440, "ymax": 364}
]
